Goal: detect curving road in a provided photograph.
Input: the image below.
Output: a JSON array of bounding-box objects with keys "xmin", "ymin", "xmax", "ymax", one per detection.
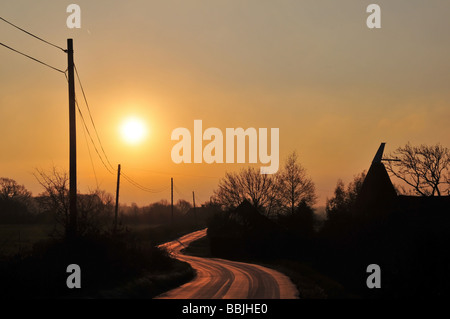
[{"xmin": 155, "ymin": 229, "xmax": 299, "ymax": 299}]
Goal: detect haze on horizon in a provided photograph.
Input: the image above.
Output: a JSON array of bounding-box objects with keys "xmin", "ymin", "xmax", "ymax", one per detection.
[{"xmin": 1, "ymin": 0, "xmax": 450, "ymax": 207}]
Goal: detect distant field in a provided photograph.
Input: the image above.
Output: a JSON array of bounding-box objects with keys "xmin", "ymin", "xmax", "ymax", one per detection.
[
  {"xmin": 124, "ymin": 223, "xmax": 203, "ymax": 246},
  {"xmin": 0, "ymin": 224, "xmax": 53, "ymax": 256},
  {"xmin": 0, "ymin": 223, "xmax": 194, "ymax": 256}
]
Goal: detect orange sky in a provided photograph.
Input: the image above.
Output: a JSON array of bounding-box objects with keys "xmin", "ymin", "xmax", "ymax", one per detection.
[{"xmin": 1, "ymin": 1, "xmax": 450, "ymax": 207}]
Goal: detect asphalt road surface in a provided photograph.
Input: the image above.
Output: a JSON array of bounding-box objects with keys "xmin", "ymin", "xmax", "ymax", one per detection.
[{"xmin": 155, "ymin": 229, "xmax": 299, "ymax": 299}]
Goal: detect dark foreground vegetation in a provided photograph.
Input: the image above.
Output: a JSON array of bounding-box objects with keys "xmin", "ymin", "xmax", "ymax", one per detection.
[
  {"xmin": 205, "ymin": 145, "xmax": 450, "ymax": 299},
  {"xmin": 0, "ymin": 222, "xmax": 204, "ymax": 298},
  {"xmin": 0, "ymin": 173, "xmax": 204, "ymax": 298},
  {"xmin": 204, "ymin": 199, "xmax": 450, "ymax": 299},
  {"xmin": 0, "ymin": 229, "xmax": 195, "ymax": 298}
]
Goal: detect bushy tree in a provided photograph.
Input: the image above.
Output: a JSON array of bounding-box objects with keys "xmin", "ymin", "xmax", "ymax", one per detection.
[
  {"xmin": 176, "ymin": 199, "xmax": 192, "ymax": 215},
  {"xmin": 0, "ymin": 177, "xmax": 32, "ymax": 201},
  {"xmin": 325, "ymin": 171, "xmax": 366, "ymax": 226},
  {"xmin": 278, "ymin": 200, "xmax": 315, "ymax": 237},
  {"xmin": 77, "ymin": 190, "xmax": 114, "ymax": 236},
  {"xmin": 0, "ymin": 177, "xmax": 34, "ymax": 222}
]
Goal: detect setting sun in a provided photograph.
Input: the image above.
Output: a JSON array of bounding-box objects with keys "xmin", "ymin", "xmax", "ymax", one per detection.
[{"xmin": 120, "ymin": 117, "xmax": 148, "ymax": 145}]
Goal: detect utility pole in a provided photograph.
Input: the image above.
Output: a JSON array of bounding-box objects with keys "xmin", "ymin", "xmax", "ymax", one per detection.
[
  {"xmin": 192, "ymin": 191, "xmax": 197, "ymax": 227},
  {"xmin": 171, "ymin": 177, "xmax": 174, "ymax": 227},
  {"xmin": 67, "ymin": 38, "xmax": 77, "ymax": 240},
  {"xmin": 114, "ymin": 164, "xmax": 121, "ymax": 233}
]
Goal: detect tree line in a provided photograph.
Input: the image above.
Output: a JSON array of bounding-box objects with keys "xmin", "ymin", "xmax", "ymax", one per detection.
[{"xmin": 0, "ymin": 168, "xmax": 199, "ymax": 237}]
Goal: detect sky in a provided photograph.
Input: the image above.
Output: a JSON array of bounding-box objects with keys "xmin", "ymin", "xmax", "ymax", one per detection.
[{"xmin": 1, "ymin": 0, "xmax": 450, "ymax": 207}]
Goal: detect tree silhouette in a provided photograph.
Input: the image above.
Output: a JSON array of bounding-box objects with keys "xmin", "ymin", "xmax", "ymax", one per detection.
[
  {"xmin": 277, "ymin": 151, "xmax": 317, "ymax": 214},
  {"xmin": 211, "ymin": 167, "xmax": 278, "ymax": 216},
  {"xmin": 0, "ymin": 177, "xmax": 34, "ymax": 222},
  {"xmin": 34, "ymin": 167, "xmax": 70, "ymax": 236},
  {"xmin": 0, "ymin": 177, "xmax": 32, "ymax": 201},
  {"xmin": 34, "ymin": 167, "xmax": 114, "ymax": 237},
  {"xmin": 212, "ymin": 153, "xmax": 317, "ymax": 216},
  {"xmin": 325, "ymin": 171, "xmax": 366, "ymax": 228},
  {"xmin": 176, "ymin": 199, "xmax": 192, "ymax": 215},
  {"xmin": 277, "ymin": 200, "xmax": 315, "ymax": 239},
  {"xmin": 385, "ymin": 143, "xmax": 450, "ymax": 196}
]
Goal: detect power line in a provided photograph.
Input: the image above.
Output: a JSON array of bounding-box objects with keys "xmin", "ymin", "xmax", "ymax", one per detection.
[
  {"xmin": 0, "ymin": 42, "xmax": 66, "ymax": 74},
  {"xmin": 75, "ymin": 97, "xmax": 115, "ymax": 176},
  {"xmin": 1, "ymin": 19, "xmax": 166, "ymax": 195},
  {"xmin": 76, "ymin": 99, "xmax": 164, "ymax": 193},
  {"xmin": 80, "ymin": 115, "xmax": 99, "ymax": 189},
  {"xmin": 72, "ymin": 86, "xmax": 166, "ymax": 193},
  {"xmin": 64, "ymin": 71, "xmax": 114, "ymax": 177},
  {"xmin": 72, "ymin": 65, "xmax": 169, "ymax": 194},
  {"xmin": 74, "ymin": 64, "xmax": 115, "ymax": 171},
  {"xmin": 122, "ymin": 174, "xmax": 167, "ymax": 194},
  {"xmin": 121, "ymin": 174, "xmax": 152, "ymax": 192},
  {"xmin": 76, "ymin": 88, "xmax": 165, "ymax": 193},
  {"xmin": 122, "ymin": 166, "xmax": 221, "ymax": 179},
  {"xmin": 121, "ymin": 171, "xmax": 169, "ymax": 193},
  {"xmin": 173, "ymin": 185, "xmax": 185, "ymax": 198},
  {"xmin": 0, "ymin": 16, "xmax": 65, "ymax": 52}
]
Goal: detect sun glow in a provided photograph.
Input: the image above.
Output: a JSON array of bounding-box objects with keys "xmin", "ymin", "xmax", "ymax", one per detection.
[{"xmin": 120, "ymin": 117, "xmax": 148, "ymax": 145}]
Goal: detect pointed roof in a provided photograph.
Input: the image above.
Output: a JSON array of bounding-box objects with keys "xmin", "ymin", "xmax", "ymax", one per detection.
[
  {"xmin": 356, "ymin": 143, "xmax": 397, "ymax": 211},
  {"xmin": 372, "ymin": 142, "xmax": 386, "ymax": 164}
]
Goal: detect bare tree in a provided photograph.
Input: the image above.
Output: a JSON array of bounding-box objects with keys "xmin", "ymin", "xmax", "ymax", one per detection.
[
  {"xmin": 385, "ymin": 143, "xmax": 450, "ymax": 196},
  {"xmin": 34, "ymin": 167, "xmax": 114, "ymax": 237},
  {"xmin": 34, "ymin": 167, "xmax": 70, "ymax": 237},
  {"xmin": 211, "ymin": 167, "xmax": 278, "ymax": 215},
  {"xmin": 277, "ymin": 152, "xmax": 317, "ymax": 214}
]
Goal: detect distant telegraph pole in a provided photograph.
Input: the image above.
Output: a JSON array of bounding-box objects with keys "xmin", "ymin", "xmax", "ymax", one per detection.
[
  {"xmin": 114, "ymin": 164, "xmax": 121, "ymax": 233},
  {"xmin": 171, "ymin": 177, "xmax": 174, "ymax": 226},
  {"xmin": 67, "ymin": 38, "xmax": 77, "ymax": 240},
  {"xmin": 192, "ymin": 191, "xmax": 197, "ymax": 227}
]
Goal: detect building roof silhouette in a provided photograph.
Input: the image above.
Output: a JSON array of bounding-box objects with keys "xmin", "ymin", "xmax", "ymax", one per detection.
[
  {"xmin": 356, "ymin": 143, "xmax": 397, "ymax": 213},
  {"xmin": 356, "ymin": 143, "xmax": 449, "ymax": 216}
]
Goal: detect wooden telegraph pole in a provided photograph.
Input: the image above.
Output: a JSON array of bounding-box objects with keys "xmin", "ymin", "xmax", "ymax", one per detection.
[
  {"xmin": 171, "ymin": 177, "xmax": 174, "ymax": 227},
  {"xmin": 192, "ymin": 191, "xmax": 197, "ymax": 227},
  {"xmin": 67, "ymin": 38, "xmax": 77, "ymax": 240},
  {"xmin": 114, "ymin": 164, "xmax": 121, "ymax": 233}
]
